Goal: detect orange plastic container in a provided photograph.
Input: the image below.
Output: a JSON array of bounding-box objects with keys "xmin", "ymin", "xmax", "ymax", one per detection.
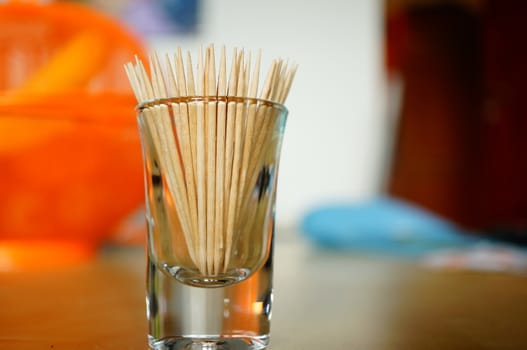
[{"xmin": 0, "ymin": 1, "xmax": 147, "ymax": 270}]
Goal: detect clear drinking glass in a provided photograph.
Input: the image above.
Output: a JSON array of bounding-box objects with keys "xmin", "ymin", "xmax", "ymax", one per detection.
[{"xmin": 137, "ymin": 96, "xmax": 288, "ymax": 350}]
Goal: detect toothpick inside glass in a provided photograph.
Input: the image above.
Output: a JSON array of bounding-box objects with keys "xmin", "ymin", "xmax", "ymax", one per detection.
[{"xmin": 126, "ymin": 46, "xmax": 295, "ymax": 350}]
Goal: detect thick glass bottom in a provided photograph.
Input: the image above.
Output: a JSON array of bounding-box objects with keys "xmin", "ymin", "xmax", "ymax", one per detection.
[
  {"xmin": 163, "ymin": 264, "xmax": 250, "ymax": 288},
  {"xmin": 148, "ymin": 334, "xmax": 269, "ymax": 350},
  {"xmin": 147, "ymin": 253, "xmax": 273, "ymax": 350}
]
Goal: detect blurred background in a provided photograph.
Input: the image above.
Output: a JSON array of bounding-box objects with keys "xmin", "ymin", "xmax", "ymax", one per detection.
[{"xmin": 1, "ymin": 0, "xmax": 527, "ymax": 272}]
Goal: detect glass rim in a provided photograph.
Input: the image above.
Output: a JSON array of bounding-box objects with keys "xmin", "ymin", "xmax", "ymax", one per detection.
[{"xmin": 137, "ymin": 96, "xmax": 288, "ymax": 114}]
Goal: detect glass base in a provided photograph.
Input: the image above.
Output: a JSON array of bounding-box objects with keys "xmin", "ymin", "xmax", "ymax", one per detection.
[
  {"xmin": 147, "ymin": 255, "xmax": 273, "ymax": 350},
  {"xmin": 148, "ymin": 335, "xmax": 269, "ymax": 350}
]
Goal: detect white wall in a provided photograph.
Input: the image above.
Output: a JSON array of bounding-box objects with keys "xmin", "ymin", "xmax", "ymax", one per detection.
[{"xmin": 149, "ymin": 0, "xmax": 386, "ymax": 229}]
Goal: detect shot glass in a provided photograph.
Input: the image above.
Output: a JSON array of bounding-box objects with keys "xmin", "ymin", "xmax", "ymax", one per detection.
[{"xmin": 137, "ymin": 96, "xmax": 288, "ymax": 349}]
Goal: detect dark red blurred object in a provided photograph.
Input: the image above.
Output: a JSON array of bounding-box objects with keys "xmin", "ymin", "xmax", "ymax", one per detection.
[{"xmin": 386, "ymin": 0, "xmax": 527, "ymax": 242}]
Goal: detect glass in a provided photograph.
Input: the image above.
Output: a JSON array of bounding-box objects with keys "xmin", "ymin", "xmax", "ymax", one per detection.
[{"xmin": 137, "ymin": 96, "xmax": 288, "ymax": 349}]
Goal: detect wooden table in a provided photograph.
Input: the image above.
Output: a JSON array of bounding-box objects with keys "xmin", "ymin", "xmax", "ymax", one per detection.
[{"xmin": 1, "ymin": 233, "xmax": 526, "ymax": 349}]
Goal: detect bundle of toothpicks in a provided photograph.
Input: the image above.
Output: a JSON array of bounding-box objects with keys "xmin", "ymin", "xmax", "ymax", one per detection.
[{"xmin": 125, "ymin": 45, "xmax": 296, "ymax": 276}]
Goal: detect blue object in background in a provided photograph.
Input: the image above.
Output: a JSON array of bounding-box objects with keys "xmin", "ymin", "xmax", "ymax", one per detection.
[
  {"xmin": 121, "ymin": 0, "xmax": 200, "ymax": 36},
  {"xmin": 159, "ymin": 0, "xmax": 199, "ymax": 34},
  {"xmin": 301, "ymin": 196, "xmax": 482, "ymax": 257}
]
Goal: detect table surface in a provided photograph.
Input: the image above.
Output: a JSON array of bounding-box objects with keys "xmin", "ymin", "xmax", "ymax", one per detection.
[{"xmin": 1, "ymin": 234, "xmax": 527, "ymax": 350}]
